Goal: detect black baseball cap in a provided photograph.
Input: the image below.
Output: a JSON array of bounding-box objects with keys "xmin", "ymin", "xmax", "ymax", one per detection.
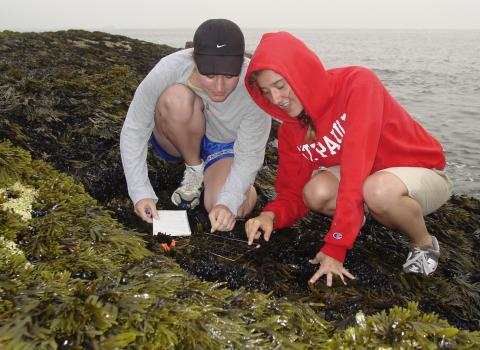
[{"xmin": 193, "ymin": 19, "xmax": 245, "ymax": 76}]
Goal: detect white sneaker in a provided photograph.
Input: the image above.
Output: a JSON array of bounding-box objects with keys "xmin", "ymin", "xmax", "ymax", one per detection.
[
  {"xmin": 171, "ymin": 164, "xmax": 204, "ymax": 209},
  {"xmin": 402, "ymin": 236, "xmax": 440, "ymax": 276}
]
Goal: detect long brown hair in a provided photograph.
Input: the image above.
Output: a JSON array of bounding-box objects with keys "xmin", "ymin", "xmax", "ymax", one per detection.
[{"xmin": 249, "ymin": 71, "xmax": 316, "ymax": 142}]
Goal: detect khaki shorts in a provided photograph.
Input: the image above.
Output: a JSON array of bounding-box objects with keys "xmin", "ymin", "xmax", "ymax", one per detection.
[{"xmin": 313, "ymin": 165, "xmax": 453, "ymax": 215}]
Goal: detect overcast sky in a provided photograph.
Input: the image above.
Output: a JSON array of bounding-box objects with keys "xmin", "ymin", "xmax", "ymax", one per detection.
[{"xmin": 1, "ymin": 0, "xmax": 479, "ymax": 31}]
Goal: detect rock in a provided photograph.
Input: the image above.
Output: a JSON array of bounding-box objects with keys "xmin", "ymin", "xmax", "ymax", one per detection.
[{"xmin": 1, "ymin": 30, "xmax": 479, "ymax": 347}]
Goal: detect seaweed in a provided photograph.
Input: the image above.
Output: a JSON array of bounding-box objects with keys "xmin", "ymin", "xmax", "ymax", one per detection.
[
  {"xmin": 1, "ymin": 135, "xmax": 478, "ymax": 349},
  {"xmin": 1, "ymin": 141, "xmax": 340, "ymax": 348},
  {"xmin": 1, "ymin": 30, "xmax": 480, "ymax": 348}
]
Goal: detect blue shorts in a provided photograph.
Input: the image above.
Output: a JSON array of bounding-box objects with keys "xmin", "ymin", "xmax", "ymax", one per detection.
[{"xmin": 149, "ymin": 135, "xmax": 234, "ymax": 171}]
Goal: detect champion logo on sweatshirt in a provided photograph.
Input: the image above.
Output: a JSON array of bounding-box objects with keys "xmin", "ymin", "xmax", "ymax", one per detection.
[{"xmin": 333, "ymin": 232, "xmax": 343, "ymax": 240}]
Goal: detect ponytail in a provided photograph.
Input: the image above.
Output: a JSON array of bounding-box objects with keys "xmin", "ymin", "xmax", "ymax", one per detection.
[{"xmin": 298, "ymin": 110, "xmax": 316, "ymax": 142}]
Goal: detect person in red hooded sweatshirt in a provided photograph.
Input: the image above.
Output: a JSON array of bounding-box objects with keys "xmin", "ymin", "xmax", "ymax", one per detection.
[{"xmin": 244, "ymin": 32, "xmax": 453, "ymax": 287}]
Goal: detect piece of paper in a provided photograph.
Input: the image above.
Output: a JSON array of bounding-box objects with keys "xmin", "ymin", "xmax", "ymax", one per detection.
[{"xmin": 153, "ymin": 210, "xmax": 191, "ymax": 236}]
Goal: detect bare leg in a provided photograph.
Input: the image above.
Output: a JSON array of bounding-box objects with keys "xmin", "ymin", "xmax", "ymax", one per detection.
[
  {"xmin": 203, "ymin": 157, "xmax": 257, "ymax": 216},
  {"xmin": 153, "ymin": 84, "xmax": 205, "ymax": 166},
  {"xmin": 237, "ymin": 187, "xmax": 257, "ymax": 218},
  {"xmin": 363, "ymin": 172, "xmax": 432, "ymax": 247},
  {"xmin": 303, "ymin": 170, "xmax": 339, "ymax": 216}
]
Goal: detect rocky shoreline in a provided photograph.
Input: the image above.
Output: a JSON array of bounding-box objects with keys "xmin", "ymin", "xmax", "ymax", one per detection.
[{"xmin": 1, "ymin": 30, "xmax": 479, "ymax": 348}]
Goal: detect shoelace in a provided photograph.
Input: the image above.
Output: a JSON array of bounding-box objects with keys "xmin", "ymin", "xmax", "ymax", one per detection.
[
  {"xmin": 180, "ymin": 167, "xmax": 203, "ymax": 190},
  {"xmin": 403, "ymin": 248, "xmax": 433, "ymax": 274}
]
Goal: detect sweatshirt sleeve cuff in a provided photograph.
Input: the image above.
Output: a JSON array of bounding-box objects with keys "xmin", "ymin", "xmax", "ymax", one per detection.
[
  {"xmin": 320, "ymin": 243, "xmax": 348, "ymax": 263},
  {"xmin": 262, "ymin": 206, "xmax": 283, "ymax": 229},
  {"xmin": 216, "ymin": 195, "xmax": 243, "ymax": 217},
  {"xmin": 130, "ymin": 188, "xmax": 158, "ymax": 206}
]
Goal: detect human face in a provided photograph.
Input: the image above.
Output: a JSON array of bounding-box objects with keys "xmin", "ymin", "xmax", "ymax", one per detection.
[
  {"xmin": 193, "ymin": 72, "xmax": 240, "ymax": 102},
  {"xmin": 255, "ymin": 70, "xmax": 303, "ymax": 117}
]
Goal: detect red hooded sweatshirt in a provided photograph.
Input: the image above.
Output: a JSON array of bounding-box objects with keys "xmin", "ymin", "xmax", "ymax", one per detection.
[{"xmin": 245, "ymin": 32, "xmax": 446, "ymax": 262}]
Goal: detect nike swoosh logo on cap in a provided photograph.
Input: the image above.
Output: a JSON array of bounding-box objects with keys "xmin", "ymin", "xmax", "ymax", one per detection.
[{"xmin": 216, "ymin": 44, "xmax": 227, "ymax": 48}]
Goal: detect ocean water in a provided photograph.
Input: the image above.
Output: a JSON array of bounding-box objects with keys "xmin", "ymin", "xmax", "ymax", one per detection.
[{"xmin": 109, "ymin": 28, "xmax": 480, "ymax": 198}]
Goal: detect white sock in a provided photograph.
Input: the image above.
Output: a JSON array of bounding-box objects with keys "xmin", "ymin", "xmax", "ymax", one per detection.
[{"xmin": 186, "ymin": 160, "xmax": 204, "ymax": 172}]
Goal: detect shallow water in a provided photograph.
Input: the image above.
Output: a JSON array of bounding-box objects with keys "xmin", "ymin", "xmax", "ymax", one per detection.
[{"xmin": 109, "ymin": 28, "xmax": 480, "ymax": 198}]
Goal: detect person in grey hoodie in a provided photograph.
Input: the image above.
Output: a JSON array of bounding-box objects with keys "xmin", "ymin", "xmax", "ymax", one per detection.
[{"xmin": 120, "ymin": 19, "xmax": 271, "ymax": 232}]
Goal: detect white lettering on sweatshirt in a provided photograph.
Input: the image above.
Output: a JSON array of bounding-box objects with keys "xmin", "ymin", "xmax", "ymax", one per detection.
[{"xmin": 297, "ymin": 113, "xmax": 347, "ymax": 161}]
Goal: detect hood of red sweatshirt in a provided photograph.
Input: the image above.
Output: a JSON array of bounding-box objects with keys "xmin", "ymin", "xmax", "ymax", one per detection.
[{"xmin": 245, "ymin": 32, "xmax": 333, "ymax": 124}]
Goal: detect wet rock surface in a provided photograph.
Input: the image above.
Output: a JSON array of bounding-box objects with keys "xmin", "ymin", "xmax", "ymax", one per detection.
[{"xmin": 1, "ymin": 30, "xmax": 479, "ymax": 347}]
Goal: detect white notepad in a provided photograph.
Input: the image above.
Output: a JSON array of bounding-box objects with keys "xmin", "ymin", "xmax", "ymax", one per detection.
[{"xmin": 152, "ymin": 210, "xmax": 191, "ymax": 237}]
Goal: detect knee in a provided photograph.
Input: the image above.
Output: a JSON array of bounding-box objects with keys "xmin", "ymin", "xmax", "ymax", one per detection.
[
  {"xmin": 156, "ymin": 84, "xmax": 202, "ymax": 123},
  {"xmin": 303, "ymin": 182, "xmax": 335, "ymax": 214},
  {"xmin": 363, "ymin": 175, "xmax": 395, "ymax": 214},
  {"xmin": 237, "ymin": 186, "xmax": 257, "ymax": 218}
]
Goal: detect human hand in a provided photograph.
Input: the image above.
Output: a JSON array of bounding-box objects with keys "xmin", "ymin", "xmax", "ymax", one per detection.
[
  {"xmin": 209, "ymin": 204, "xmax": 235, "ymax": 232},
  {"xmin": 309, "ymin": 251, "xmax": 355, "ymax": 287},
  {"xmin": 245, "ymin": 211, "xmax": 275, "ymax": 245},
  {"xmin": 134, "ymin": 198, "xmax": 159, "ymax": 224}
]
